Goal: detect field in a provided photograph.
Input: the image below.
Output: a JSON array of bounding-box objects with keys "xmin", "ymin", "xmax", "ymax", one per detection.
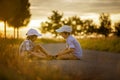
[
  {"xmin": 79, "ymin": 37, "xmax": 120, "ymax": 53},
  {"xmin": 0, "ymin": 37, "xmax": 120, "ymax": 80}
]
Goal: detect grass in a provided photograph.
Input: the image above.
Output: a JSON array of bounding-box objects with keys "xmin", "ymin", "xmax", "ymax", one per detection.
[
  {"xmin": 36, "ymin": 38, "xmax": 65, "ymax": 43},
  {"xmin": 78, "ymin": 37, "xmax": 120, "ymax": 53},
  {"xmin": 0, "ymin": 38, "xmax": 69, "ymax": 80}
]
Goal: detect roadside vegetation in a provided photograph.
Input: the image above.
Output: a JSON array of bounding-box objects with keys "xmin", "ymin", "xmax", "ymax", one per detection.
[{"xmin": 79, "ymin": 37, "xmax": 120, "ymax": 53}]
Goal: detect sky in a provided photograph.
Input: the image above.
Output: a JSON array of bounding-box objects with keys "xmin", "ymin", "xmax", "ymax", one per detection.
[
  {"xmin": 28, "ymin": 0, "xmax": 120, "ymax": 28},
  {"xmin": 1, "ymin": 0, "xmax": 120, "ymax": 38},
  {"xmin": 29, "ymin": 0, "xmax": 120, "ymax": 19}
]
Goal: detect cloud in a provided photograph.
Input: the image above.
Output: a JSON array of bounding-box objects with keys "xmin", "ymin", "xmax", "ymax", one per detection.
[
  {"xmin": 29, "ymin": 0, "xmax": 120, "ymax": 19},
  {"xmin": 87, "ymin": 1, "xmax": 120, "ymax": 13}
]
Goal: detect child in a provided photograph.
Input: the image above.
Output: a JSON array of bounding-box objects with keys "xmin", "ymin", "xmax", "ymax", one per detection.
[
  {"xmin": 55, "ymin": 25, "xmax": 82, "ymax": 60},
  {"xmin": 19, "ymin": 28, "xmax": 51, "ymax": 60}
]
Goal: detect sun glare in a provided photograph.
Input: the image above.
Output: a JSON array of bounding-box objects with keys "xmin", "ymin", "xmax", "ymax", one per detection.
[
  {"xmin": 0, "ymin": 20, "xmax": 43, "ymax": 38},
  {"xmin": 27, "ymin": 20, "xmax": 42, "ymax": 28},
  {"xmin": 80, "ymin": 13, "xmax": 99, "ymax": 24},
  {"xmin": 0, "ymin": 22, "xmax": 4, "ymax": 30}
]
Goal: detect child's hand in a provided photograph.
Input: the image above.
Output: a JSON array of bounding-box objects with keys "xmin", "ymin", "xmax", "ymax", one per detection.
[
  {"xmin": 47, "ymin": 54, "xmax": 52, "ymax": 57},
  {"xmin": 51, "ymin": 55, "xmax": 58, "ymax": 59},
  {"xmin": 55, "ymin": 54, "xmax": 59, "ymax": 57},
  {"xmin": 56, "ymin": 52, "xmax": 63, "ymax": 56}
]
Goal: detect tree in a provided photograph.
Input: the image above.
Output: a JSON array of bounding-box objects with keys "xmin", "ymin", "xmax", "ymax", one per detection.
[
  {"xmin": 82, "ymin": 19, "xmax": 97, "ymax": 35},
  {"xmin": 40, "ymin": 21, "xmax": 52, "ymax": 34},
  {"xmin": 62, "ymin": 16, "xmax": 83, "ymax": 36},
  {"xmin": 0, "ymin": 0, "xmax": 20, "ymax": 38},
  {"xmin": 97, "ymin": 13, "xmax": 112, "ymax": 37},
  {"xmin": 7, "ymin": 0, "xmax": 31, "ymax": 39},
  {"xmin": 114, "ymin": 22, "xmax": 120, "ymax": 37},
  {"xmin": 40, "ymin": 10, "xmax": 63, "ymax": 37}
]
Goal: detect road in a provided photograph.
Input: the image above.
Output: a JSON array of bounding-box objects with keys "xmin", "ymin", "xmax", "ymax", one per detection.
[{"xmin": 35, "ymin": 43, "xmax": 120, "ymax": 80}]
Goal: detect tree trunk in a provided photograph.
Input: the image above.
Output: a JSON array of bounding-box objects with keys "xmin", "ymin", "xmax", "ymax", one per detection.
[
  {"xmin": 4, "ymin": 20, "xmax": 7, "ymax": 39},
  {"xmin": 14, "ymin": 27, "xmax": 16, "ymax": 39},
  {"xmin": 17, "ymin": 27, "xmax": 19, "ymax": 39}
]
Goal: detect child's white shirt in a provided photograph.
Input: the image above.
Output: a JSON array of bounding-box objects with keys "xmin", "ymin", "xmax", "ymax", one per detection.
[
  {"xmin": 19, "ymin": 39, "xmax": 35, "ymax": 56},
  {"xmin": 66, "ymin": 35, "xmax": 82, "ymax": 59}
]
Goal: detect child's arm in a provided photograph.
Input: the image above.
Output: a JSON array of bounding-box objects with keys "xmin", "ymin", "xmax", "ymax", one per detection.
[
  {"xmin": 35, "ymin": 45, "xmax": 50, "ymax": 56},
  {"xmin": 56, "ymin": 48, "xmax": 74, "ymax": 56}
]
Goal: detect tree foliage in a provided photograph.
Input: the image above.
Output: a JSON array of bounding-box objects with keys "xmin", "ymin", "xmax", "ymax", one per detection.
[
  {"xmin": 97, "ymin": 13, "xmax": 112, "ymax": 37},
  {"xmin": 62, "ymin": 16, "xmax": 83, "ymax": 36},
  {"xmin": 8, "ymin": 0, "xmax": 31, "ymax": 27},
  {"xmin": 7, "ymin": 0, "xmax": 31, "ymax": 38},
  {"xmin": 0, "ymin": 0, "xmax": 31, "ymax": 38},
  {"xmin": 40, "ymin": 10, "xmax": 63, "ymax": 37},
  {"xmin": 0, "ymin": 0, "xmax": 19, "ymax": 21},
  {"xmin": 114, "ymin": 22, "xmax": 120, "ymax": 37},
  {"xmin": 82, "ymin": 19, "xmax": 97, "ymax": 34},
  {"xmin": 0, "ymin": 0, "xmax": 20, "ymax": 38},
  {"xmin": 40, "ymin": 11, "xmax": 119, "ymax": 38}
]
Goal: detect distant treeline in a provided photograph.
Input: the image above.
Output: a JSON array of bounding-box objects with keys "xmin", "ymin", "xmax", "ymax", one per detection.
[{"xmin": 40, "ymin": 10, "xmax": 120, "ymax": 38}]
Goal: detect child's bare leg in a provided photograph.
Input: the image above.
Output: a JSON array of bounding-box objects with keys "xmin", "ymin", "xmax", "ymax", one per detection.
[
  {"xmin": 56, "ymin": 53, "xmax": 79, "ymax": 60},
  {"xmin": 35, "ymin": 51, "xmax": 53, "ymax": 60},
  {"xmin": 34, "ymin": 44, "xmax": 51, "ymax": 56}
]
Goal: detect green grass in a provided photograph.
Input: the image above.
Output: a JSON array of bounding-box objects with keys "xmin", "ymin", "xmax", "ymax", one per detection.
[
  {"xmin": 78, "ymin": 37, "xmax": 120, "ymax": 53},
  {"xmin": 36, "ymin": 38, "xmax": 65, "ymax": 43}
]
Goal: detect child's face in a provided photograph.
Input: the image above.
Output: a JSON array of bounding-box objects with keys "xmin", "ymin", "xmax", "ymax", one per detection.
[
  {"xmin": 31, "ymin": 36, "xmax": 37, "ymax": 42},
  {"xmin": 60, "ymin": 32, "xmax": 68, "ymax": 39}
]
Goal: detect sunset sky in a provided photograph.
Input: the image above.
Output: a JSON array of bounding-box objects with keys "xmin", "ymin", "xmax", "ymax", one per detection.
[
  {"xmin": 29, "ymin": 0, "xmax": 120, "ymax": 20},
  {"xmin": 29, "ymin": 0, "xmax": 120, "ymax": 30},
  {"xmin": 0, "ymin": 0, "xmax": 120, "ymax": 38}
]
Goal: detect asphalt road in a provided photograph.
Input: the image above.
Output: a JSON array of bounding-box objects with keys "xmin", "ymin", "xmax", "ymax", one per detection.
[{"xmin": 36, "ymin": 43, "xmax": 120, "ymax": 80}]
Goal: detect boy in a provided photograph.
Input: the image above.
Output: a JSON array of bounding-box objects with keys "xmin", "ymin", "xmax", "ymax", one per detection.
[
  {"xmin": 19, "ymin": 28, "xmax": 51, "ymax": 60},
  {"xmin": 55, "ymin": 25, "xmax": 82, "ymax": 60}
]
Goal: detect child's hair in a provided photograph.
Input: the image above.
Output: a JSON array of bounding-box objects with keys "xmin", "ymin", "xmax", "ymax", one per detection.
[{"xmin": 27, "ymin": 35, "xmax": 37, "ymax": 40}]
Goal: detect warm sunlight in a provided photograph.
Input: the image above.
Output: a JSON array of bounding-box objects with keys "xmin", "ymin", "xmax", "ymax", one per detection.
[
  {"xmin": 111, "ymin": 14, "xmax": 120, "ymax": 24},
  {"xmin": 27, "ymin": 20, "xmax": 42, "ymax": 28},
  {"xmin": 0, "ymin": 0, "xmax": 120, "ymax": 38},
  {"xmin": 0, "ymin": 20, "xmax": 43, "ymax": 38},
  {"xmin": 80, "ymin": 13, "xmax": 99, "ymax": 24},
  {"xmin": 0, "ymin": 22, "xmax": 4, "ymax": 29}
]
